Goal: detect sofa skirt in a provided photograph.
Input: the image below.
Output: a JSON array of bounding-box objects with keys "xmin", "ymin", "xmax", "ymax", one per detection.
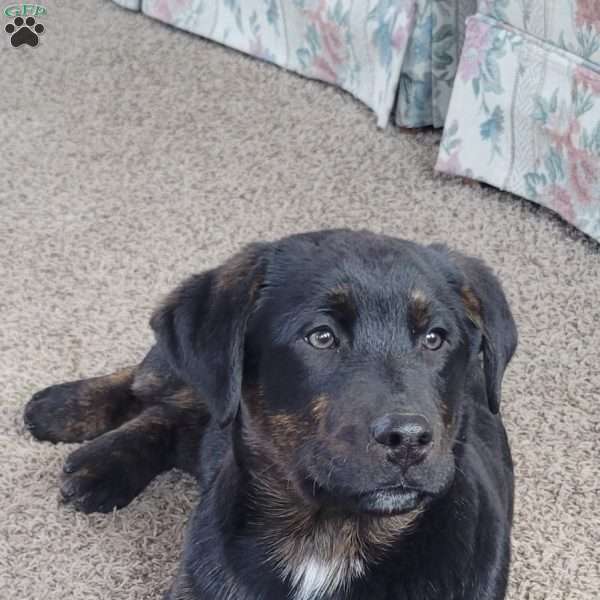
[
  {"xmin": 111, "ymin": 0, "xmax": 476, "ymax": 129},
  {"xmin": 437, "ymin": 15, "xmax": 600, "ymax": 242}
]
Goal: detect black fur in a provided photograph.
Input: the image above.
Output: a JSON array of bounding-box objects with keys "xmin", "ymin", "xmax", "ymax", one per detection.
[{"xmin": 24, "ymin": 229, "xmax": 517, "ymax": 600}]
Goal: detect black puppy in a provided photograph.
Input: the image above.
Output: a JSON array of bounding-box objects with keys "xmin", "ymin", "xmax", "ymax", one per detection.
[{"xmin": 24, "ymin": 229, "xmax": 517, "ymax": 600}]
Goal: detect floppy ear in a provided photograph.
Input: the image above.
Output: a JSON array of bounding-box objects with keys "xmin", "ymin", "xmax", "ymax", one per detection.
[
  {"xmin": 431, "ymin": 246, "xmax": 518, "ymax": 414},
  {"xmin": 150, "ymin": 243, "xmax": 270, "ymax": 427}
]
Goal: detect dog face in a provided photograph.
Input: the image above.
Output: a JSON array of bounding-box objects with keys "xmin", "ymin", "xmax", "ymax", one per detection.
[{"xmin": 151, "ymin": 230, "xmax": 517, "ymax": 516}]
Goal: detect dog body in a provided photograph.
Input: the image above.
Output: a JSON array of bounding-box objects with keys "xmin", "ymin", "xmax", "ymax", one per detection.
[
  {"xmin": 25, "ymin": 230, "xmax": 517, "ymax": 600},
  {"xmin": 168, "ymin": 393, "xmax": 513, "ymax": 600}
]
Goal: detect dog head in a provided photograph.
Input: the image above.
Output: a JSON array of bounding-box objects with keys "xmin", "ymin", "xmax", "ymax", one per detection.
[{"xmin": 151, "ymin": 230, "xmax": 517, "ymax": 516}]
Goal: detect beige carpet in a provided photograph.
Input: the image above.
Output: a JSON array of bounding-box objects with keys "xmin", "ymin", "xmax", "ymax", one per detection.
[{"xmin": 1, "ymin": 1, "xmax": 599, "ymax": 598}]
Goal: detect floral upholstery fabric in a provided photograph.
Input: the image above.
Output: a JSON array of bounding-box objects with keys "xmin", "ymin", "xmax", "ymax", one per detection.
[
  {"xmin": 396, "ymin": 0, "xmax": 476, "ymax": 128},
  {"xmin": 437, "ymin": 2, "xmax": 600, "ymax": 242},
  {"xmin": 479, "ymin": 0, "xmax": 600, "ymax": 64},
  {"xmin": 112, "ymin": 0, "xmax": 600, "ymax": 241},
  {"xmin": 112, "ymin": 0, "xmax": 477, "ymax": 128}
]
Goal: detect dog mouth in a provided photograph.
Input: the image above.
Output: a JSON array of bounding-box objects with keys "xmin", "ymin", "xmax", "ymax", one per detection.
[
  {"xmin": 303, "ymin": 476, "xmax": 428, "ymax": 516},
  {"xmin": 355, "ymin": 485, "xmax": 426, "ymax": 515}
]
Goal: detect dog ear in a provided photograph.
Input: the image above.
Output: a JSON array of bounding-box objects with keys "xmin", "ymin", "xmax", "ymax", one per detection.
[
  {"xmin": 150, "ymin": 243, "xmax": 270, "ymax": 427},
  {"xmin": 431, "ymin": 245, "xmax": 518, "ymax": 414}
]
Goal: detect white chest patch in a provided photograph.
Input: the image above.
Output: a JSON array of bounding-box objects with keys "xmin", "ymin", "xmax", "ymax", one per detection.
[{"xmin": 289, "ymin": 555, "xmax": 364, "ymax": 600}]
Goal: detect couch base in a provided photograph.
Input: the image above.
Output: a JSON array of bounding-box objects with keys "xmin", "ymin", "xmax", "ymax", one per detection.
[{"xmin": 437, "ymin": 15, "xmax": 600, "ymax": 242}]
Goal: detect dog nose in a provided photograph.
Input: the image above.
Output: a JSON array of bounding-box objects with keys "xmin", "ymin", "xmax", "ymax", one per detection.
[{"xmin": 370, "ymin": 414, "xmax": 433, "ymax": 464}]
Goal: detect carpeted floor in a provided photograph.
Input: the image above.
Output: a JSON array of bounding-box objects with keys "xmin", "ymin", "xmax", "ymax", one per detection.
[{"xmin": 1, "ymin": 1, "xmax": 599, "ymax": 599}]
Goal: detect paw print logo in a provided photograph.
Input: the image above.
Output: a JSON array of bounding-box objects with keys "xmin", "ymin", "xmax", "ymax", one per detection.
[{"xmin": 5, "ymin": 16, "xmax": 44, "ymax": 47}]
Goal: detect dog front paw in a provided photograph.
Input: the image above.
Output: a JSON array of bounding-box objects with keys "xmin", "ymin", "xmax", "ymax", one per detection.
[{"xmin": 59, "ymin": 435, "xmax": 143, "ymax": 513}]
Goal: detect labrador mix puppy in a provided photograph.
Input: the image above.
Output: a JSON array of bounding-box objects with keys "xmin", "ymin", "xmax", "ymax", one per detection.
[{"xmin": 24, "ymin": 229, "xmax": 517, "ymax": 600}]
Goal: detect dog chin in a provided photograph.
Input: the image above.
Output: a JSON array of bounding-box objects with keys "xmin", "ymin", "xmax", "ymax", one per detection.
[
  {"xmin": 356, "ymin": 487, "xmax": 426, "ymax": 516},
  {"xmin": 305, "ymin": 478, "xmax": 428, "ymax": 516}
]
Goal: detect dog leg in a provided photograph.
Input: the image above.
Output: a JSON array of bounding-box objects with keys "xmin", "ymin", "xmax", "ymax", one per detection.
[
  {"xmin": 59, "ymin": 405, "xmax": 175, "ymax": 513},
  {"xmin": 23, "ymin": 367, "xmax": 141, "ymax": 443},
  {"xmin": 26, "ymin": 349, "xmax": 210, "ymax": 511}
]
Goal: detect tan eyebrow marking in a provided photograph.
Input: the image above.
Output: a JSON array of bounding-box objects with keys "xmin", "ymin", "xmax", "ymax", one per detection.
[
  {"xmin": 310, "ymin": 394, "xmax": 329, "ymax": 422},
  {"xmin": 409, "ymin": 289, "xmax": 430, "ymax": 330},
  {"xmin": 326, "ymin": 285, "xmax": 357, "ymax": 320}
]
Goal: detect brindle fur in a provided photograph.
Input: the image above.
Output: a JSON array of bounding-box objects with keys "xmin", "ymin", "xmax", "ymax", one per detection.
[
  {"xmin": 24, "ymin": 230, "xmax": 517, "ymax": 600},
  {"xmin": 24, "ymin": 367, "xmax": 138, "ymax": 443},
  {"xmin": 25, "ymin": 349, "xmax": 210, "ymax": 513}
]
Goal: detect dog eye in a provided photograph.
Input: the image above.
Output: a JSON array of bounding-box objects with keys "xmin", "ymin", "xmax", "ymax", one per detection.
[
  {"xmin": 306, "ymin": 327, "xmax": 337, "ymax": 349},
  {"xmin": 423, "ymin": 328, "xmax": 446, "ymax": 351}
]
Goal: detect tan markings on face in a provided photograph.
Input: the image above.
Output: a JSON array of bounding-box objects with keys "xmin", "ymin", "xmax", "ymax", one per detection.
[
  {"xmin": 310, "ymin": 394, "xmax": 329, "ymax": 423},
  {"xmin": 250, "ymin": 470, "xmax": 424, "ymax": 597},
  {"xmin": 409, "ymin": 289, "xmax": 430, "ymax": 330},
  {"xmin": 242, "ymin": 383, "xmax": 268, "ymax": 423},
  {"xmin": 328, "ymin": 286, "xmax": 356, "ymax": 318},
  {"xmin": 440, "ymin": 399, "xmax": 453, "ymax": 428},
  {"xmin": 241, "ymin": 385, "xmax": 305, "ymax": 457},
  {"xmin": 268, "ymin": 413, "xmax": 310, "ymax": 451},
  {"xmin": 241, "ymin": 385, "xmax": 269, "ymax": 449},
  {"xmin": 362, "ymin": 508, "xmax": 424, "ymax": 549},
  {"xmin": 241, "ymin": 387, "xmax": 424, "ymax": 595},
  {"xmin": 245, "ymin": 386, "xmax": 315, "ymax": 446},
  {"xmin": 461, "ymin": 286, "xmax": 483, "ymax": 329}
]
